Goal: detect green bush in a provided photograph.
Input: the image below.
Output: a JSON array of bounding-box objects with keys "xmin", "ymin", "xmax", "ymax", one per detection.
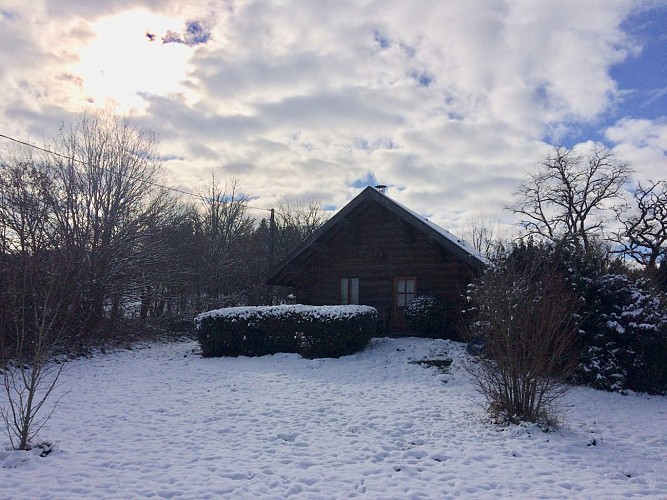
[
  {"xmin": 482, "ymin": 239, "xmax": 667, "ymax": 395},
  {"xmin": 573, "ymin": 273, "xmax": 667, "ymax": 394},
  {"xmin": 405, "ymin": 296, "xmax": 447, "ymax": 338},
  {"xmin": 195, "ymin": 305, "xmax": 377, "ymax": 359}
]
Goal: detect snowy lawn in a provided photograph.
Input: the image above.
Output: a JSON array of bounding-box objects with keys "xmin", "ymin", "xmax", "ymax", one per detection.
[{"xmin": 1, "ymin": 337, "xmax": 666, "ymax": 499}]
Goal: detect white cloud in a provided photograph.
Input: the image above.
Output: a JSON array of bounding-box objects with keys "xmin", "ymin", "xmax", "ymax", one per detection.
[
  {"xmin": 606, "ymin": 117, "xmax": 667, "ymax": 183},
  {"xmin": 0, "ymin": 0, "xmax": 661, "ymax": 235}
]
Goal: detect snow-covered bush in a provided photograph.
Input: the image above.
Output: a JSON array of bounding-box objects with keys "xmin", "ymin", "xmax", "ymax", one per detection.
[
  {"xmin": 195, "ymin": 306, "xmax": 298, "ymax": 357},
  {"xmin": 404, "ymin": 296, "xmax": 448, "ymax": 338},
  {"xmin": 537, "ymin": 240, "xmax": 667, "ymax": 394},
  {"xmin": 572, "ymin": 273, "xmax": 667, "ymax": 394},
  {"xmin": 484, "ymin": 239, "xmax": 667, "ymax": 395},
  {"xmin": 462, "ymin": 251, "xmax": 581, "ymax": 425},
  {"xmin": 195, "ymin": 305, "xmax": 377, "ymax": 359}
]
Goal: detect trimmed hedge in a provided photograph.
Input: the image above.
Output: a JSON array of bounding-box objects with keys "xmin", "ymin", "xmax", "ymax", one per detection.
[{"xmin": 195, "ymin": 304, "xmax": 377, "ymax": 359}]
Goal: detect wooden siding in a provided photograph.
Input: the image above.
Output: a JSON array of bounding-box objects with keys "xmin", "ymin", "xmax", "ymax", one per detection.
[{"xmin": 288, "ymin": 200, "xmax": 477, "ymax": 335}]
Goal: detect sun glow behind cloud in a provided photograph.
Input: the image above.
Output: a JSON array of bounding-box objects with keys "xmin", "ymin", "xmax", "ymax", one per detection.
[{"xmin": 72, "ymin": 9, "xmax": 194, "ymax": 112}]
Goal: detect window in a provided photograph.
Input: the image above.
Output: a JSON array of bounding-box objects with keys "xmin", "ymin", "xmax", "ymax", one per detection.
[
  {"xmin": 395, "ymin": 278, "xmax": 416, "ymax": 307},
  {"xmin": 341, "ymin": 278, "xmax": 359, "ymax": 305}
]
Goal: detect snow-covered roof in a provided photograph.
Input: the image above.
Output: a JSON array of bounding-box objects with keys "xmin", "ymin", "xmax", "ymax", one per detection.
[{"xmin": 387, "ymin": 193, "xmax": 488, "ymax": 266}]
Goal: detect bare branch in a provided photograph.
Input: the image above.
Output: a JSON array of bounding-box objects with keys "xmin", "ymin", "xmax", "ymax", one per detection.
[
  {"xmin": 509, "ymin": 145, "xmax": 632, "ymax": 251},
  {"xmin": 461, "ymin": 251, "xmax": 581, "ymax": 425},
  {"xmin": 612, "ymin": 179, "xmax": 667, "ymax": 271}
]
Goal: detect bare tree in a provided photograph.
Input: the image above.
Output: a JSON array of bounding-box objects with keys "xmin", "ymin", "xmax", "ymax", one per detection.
[
  {"xmin": 0, "ymin": 155, "xmax": 72, "ymax": 451},
  {"xmin": 1, "ymin": 250, "xmax": 72, "ymax": 451},
  {"xmin": 48, "ymin": 110, "xmax": 173, "ymax": 326},
  {"xmin": 194, "ymin": 176, "xmax": 255, "ymax": 306},
  {"xmin": 0, "ymin": 154, "xmax": 56, "ymax": 257},
  {"xmin": 509, "ymin": 146, "xmax": 632, "ymax": 252},
  {"xmin": 0, "ymin": 110, "xmax": 183, "ymax": 448},
  {"xmin": 274, "ymin": 197, "xmax": 329, "ymax": 260},
  {"xmin": 460, "ymin": 212, "xmax": 506, "ymax": 259},
  {"xmin": 0, "ymin": 152, "xmax": 60, "ymax": 341},
  {"xmin": 612, "ymin": 180, "xmax": 667, "ymax": 272},
  {"xmin": 461, "ymin": 251, "xmax": 581, "ymax": 425},
  {"xmin": 137, "ymin": 199, "xmax": 199, "ymax": 320}
]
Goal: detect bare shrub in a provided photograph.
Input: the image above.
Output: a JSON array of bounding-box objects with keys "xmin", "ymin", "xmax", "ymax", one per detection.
[
  {"xmin": 1, "ymin": 303, "xmax": 66, "ymax": 451},
  {"xmin": 0, "ymin": 247, "xmax": 72, "ymax": 451},
  {"xmin": 461, "ymin": 253, "xmax": 581, "ymax": 426}
]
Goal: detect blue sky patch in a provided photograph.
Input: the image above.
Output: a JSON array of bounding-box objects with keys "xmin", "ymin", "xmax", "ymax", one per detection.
[
  {"xmin": 373, "ymin": 30, "xmax": 390, "ymax": 49},
  {"xmin": 351, "ymin": 172, "xmax": 379, "ymax": 189},
  {"xmin": 610, "ymin": 6, "xmax": 667, "ymax": 120},
  {"xmin": 411, "ymin": 70, "xmax": 434, "ymax": 87}
]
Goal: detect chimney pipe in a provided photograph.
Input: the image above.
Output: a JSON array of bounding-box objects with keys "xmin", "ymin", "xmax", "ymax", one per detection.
[{"xmin": 375, "ymin": 184, "xmax": 387, "ymax": 194}]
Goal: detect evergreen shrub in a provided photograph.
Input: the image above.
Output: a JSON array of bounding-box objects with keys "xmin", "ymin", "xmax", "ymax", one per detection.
[
  {"xmin": 480, "ymin": 240, "xmax": 667, "ymax": 395},
  {"xmin": 195, "ymin": 305, "xmax": 377, "ymax": 359},
  {"xmin": 404, "ymin": 296, "xmax": 448, "ymax": 338},
  {"xmin": 573, "ymin": 273, "xmax": 667, "ymax": 394}
]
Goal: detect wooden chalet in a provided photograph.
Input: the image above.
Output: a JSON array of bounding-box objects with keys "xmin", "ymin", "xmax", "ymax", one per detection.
[{"xmin": 266, "ymin": 186, "xmax": 486, "ymax": 335}]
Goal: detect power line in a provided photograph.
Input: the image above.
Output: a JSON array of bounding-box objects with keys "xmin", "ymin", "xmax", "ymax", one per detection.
[{"xmin": 0, "ymin": 132, "xmax": 274, "ymax": 214}]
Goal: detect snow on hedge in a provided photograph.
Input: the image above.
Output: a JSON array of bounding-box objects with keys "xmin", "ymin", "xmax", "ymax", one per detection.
[
  {"xmin": 195, "ymin": 304, "xmax": 377, "ymax": 326},
  {"xmin": 196, "ymin": 304, "xmax": 378, "ymax": 358}
]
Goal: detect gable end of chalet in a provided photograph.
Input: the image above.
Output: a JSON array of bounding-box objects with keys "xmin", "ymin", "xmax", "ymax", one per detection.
[{"xmin": 266, "ymin": 186, "xmax": 486, "ymax": 287}]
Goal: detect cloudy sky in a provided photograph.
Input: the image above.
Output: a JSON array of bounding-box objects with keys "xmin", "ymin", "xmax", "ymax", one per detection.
[{"xmin": 0, "ymin": 0, "xmax": 665, "ymax": 232}]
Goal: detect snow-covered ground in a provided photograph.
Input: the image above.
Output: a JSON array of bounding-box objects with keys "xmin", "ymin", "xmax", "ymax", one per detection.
[{"xmin": 1, "ymin": 337, "xmax": 666, "ymax": 499}]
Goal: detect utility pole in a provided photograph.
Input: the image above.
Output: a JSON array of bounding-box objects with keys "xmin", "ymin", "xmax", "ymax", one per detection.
[
  {"xmin": 266, "ymin": 208, "xmax": 276, "ymax": 305},
  {"xmin": 269, "ymin": 208, "xmax": 275, "ymax": 269}
]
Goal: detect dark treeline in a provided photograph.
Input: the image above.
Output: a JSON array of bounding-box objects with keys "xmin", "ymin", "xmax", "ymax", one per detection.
[{"xmin": 0, "ymin": 112, "xmax": 327, "ymax": 352}]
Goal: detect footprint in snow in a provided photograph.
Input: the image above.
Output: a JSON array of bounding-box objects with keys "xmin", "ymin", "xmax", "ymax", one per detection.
[{"xmin": 276, "ymin": 432, "xmax": 299, "ymax": 442}]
